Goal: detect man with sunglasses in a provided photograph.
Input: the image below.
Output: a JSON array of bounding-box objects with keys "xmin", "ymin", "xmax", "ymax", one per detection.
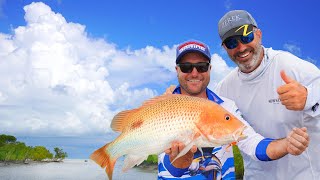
[
  {"xmin": 216, "ymin": 10, "xmax": 320, "ymax": 179},
  {"xmin": 158, "ymin": 40, "xmax": 309, "ymax": 180}
]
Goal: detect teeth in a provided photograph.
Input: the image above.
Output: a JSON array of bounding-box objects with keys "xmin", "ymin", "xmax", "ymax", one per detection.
[
  {"xmin": 238, "ymin": 51, "xmax": 250, "ymax": 58},
  {"xmin": 188, "ymin": 80, "xmax": 200, "ymax": 82}
]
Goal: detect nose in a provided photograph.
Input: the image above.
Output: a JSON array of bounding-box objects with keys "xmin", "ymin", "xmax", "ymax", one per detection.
[
  {"xmin": 235, "ymin": 40, "xmax": 247, "ymax": 52},
  {"xmin": 190, "ymin": 66, "xmax": 199, "ymax": 76}
]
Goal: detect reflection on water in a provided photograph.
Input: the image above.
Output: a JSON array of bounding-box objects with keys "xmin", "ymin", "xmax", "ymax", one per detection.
[{"xmin": 0, "ymin": 159, "xmax": 157, "ymax": 180}]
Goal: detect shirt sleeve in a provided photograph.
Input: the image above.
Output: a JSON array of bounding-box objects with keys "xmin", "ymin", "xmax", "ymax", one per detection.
[
  {"xmin": 302, "ymin": 65, "xmax": 320, "ymax": 117},
  {"xmin": 158, "ymin": 152, "xmax": 189, "ymax": 178}
]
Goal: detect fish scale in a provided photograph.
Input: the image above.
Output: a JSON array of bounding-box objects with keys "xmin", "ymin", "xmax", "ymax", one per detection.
[{"xmin": 90, "ymin": 94, "xmax": 246, "ymax": 180}]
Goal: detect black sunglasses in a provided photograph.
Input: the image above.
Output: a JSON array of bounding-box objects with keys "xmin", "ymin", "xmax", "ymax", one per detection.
[
  {"xmin": 223, "ymin": 30, "xmax": 255, "ymax": 49},
  {"xmin": 177, "ymin": 62, "xmax": 210, "ymax": 73}
]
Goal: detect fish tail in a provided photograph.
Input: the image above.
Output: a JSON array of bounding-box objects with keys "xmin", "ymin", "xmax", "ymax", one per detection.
[{"xmin": 90, "ymin": 143, "xmax": 116, "ymax": 180}]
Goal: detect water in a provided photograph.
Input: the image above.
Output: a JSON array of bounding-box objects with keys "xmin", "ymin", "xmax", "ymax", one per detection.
[{"xmin": 0, "ymin": 159, "xmax": 157, "ymax": 180}]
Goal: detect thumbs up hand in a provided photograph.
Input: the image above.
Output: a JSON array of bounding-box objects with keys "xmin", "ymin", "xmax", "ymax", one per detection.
[{"xmin": 277, "ymin": 70, "xmax": 307, "ymax": 110}]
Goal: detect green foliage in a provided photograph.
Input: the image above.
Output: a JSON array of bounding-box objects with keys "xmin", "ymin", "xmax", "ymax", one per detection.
[
  {"xmin": 0, "ymin": 142, "xmax": 32, "ymax": 161},
  {"xmin": 30, "ymin": 146, "xmax": 53, "ymax": 161},
  {"xmin": 233, "ymin": 145, "xmax": 244, "ymax": 179},
  {"xmin": 54, "ymin": 147, "xmax": 68, "ymax": 159},
  {"xmin": 0, "ymin": 134, "xmax": 17, "ymax": 146},
  {"xmin": 145, "ymin": 154, "xmax": 157, "ymax": 164},
  {"xmin": 0, "ymin": 134, "xmax": 63, "ymax": 162}
]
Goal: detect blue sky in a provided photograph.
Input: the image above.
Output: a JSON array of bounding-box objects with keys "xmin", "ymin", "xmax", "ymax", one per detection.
[{"xmin": 0, "ymin": 0, "xmax": 319, "ymax": 158}]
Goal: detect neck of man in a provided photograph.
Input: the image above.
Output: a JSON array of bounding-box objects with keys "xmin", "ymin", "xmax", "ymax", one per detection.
[{"xmin": 180, "ymin": 88, "xmax": 208, "ymax": 99}]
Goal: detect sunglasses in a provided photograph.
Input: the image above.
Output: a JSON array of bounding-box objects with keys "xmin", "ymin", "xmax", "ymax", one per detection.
[
  {"xmin": 177, "ymin": 62, "xmax": 210, "ymax": 73},
  {"xmin": 223, "ymin": 30, "xmax": 255, "ymax": 49}
]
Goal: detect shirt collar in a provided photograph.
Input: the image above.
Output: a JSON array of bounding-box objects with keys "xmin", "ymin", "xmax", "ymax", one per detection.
[{"xmin": 172, "ymin": 85, "xmax": 224, "ymax": 104}]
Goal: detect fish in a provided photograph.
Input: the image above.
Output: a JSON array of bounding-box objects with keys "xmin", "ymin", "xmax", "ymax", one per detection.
[{"xmin": 90, "ymin": 94, "xmax": 247, "ymax": 180}]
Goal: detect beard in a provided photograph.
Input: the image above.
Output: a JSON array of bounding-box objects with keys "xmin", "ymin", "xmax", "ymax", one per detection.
[{"xmin": 229, "ymin": 40, "xmax": 263, "ymax": 73}]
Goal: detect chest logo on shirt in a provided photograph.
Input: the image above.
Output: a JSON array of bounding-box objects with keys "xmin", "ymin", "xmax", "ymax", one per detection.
[
  {"xmin": 268, "ymin": 98, "xmax": 281, "ymax": 104},
  {"xmin": 312, "ymin": 103, "xmax": 319, "ymax": 112}
]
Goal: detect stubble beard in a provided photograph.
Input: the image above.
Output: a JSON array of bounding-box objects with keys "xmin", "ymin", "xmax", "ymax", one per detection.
[
  {"xmin": 179, "ymin": 78, "xmax": 209, "ymax": 97},
  {"xmin": 232, "ymin": 41, "xmax": 263, "ymax": 73}
]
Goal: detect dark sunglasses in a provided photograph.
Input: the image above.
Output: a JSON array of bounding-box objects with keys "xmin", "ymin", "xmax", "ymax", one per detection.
[
  {"xmin": 177, "ymin": 62, "xmax": 210, "ymax": 73},
  {"xmin": 223, "ymin": 30, "xmax": 255, "ymax": 49}
]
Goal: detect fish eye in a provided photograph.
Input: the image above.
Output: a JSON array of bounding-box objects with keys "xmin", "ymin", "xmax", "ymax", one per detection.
[{"xmin": 225, "ymin": 114, "xmax": 230, "ymax": 121}]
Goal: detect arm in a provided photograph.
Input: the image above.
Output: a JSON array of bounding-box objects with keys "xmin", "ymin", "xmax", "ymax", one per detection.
[
  {"xmin": 225, "ymin": 98, "xmax": 310, "ymax": 161},
  {"xmin": 266, "ymin": 127, "xmax": 309, "ymax": 160}
]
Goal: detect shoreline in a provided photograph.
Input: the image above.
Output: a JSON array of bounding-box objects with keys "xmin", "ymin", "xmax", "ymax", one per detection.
[
  {"xmin": 1, "ymin": 159, "xmax": 158, "ymax": 171},
  {"xmin": 0, "ymin": 159, "xmax": 64, "ymax": 166}
]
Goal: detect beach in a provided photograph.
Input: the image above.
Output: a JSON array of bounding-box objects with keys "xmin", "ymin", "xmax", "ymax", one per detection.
[{"xmin": 0, "ymin": 159, "xmax": 157, "ymax": 180}]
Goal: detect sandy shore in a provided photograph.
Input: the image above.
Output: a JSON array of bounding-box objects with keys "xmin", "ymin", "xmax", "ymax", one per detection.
[{"xmin": 0, "ymin": 160, "xmax": 63, "ymax": 167}]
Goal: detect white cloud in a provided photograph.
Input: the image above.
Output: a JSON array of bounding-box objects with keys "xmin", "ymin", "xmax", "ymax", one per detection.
[
  {"xmin": 283, "ymin": 43, "xmax": 301, "ymax": 57},
  {"xmin": 208, "ymin": 53, "xmax": 234, "ymax": 89},
  {"xmin": 224, "ymin": 0, "xmax": 232, "ymax": 10},
  {"xmin": 306, "ymin": 57, "xmax": 318, "ymax": 66},
  {"xmin": 0, "ymin": 2, "xmax": 233, "ymax": 137}
]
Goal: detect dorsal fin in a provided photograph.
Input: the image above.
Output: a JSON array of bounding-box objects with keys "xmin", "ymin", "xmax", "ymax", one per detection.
[
  {"xmin": 140, "ymin": 94, "xmax": 180, "ymax": 107},
  {"xmin": 110, "ymin": 109, "xmax": 139, "ymax": 132},
  {"xmin": 111, "ymin": 94, "xmax": 182, "ymax": 132}
]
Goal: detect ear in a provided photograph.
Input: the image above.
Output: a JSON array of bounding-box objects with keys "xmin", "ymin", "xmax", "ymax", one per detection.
[
  {"xmin": 222, "ymin": 43, "xmax": 227, "ymax": 50},
  {"xmin": 175, "ymin": 65, "xmax": 179, "ymax": 72},
  {"xmin": 255, "ymin": 29, "xmax": 262, "ymax": 39}
]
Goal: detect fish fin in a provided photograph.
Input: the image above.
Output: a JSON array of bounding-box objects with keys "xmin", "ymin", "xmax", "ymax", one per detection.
[
  {"xmin": 171, "ymin": 132, "xmax": 201, "ymax": 163},
  {"xmin": 90, "ymin": 143, "xmax": 116, "ymax": 180},
  {"xmin": 140, "ymin": 94, "xmax": 181, "ymax": 107},
  {"xmin": 122, "ymin": 154, "xmax": 148, "ymax": 172},
  {"xmin": 194, "ymin": 117, "xmax": 211, "ymax": 141},
  {"xmin": 111, "ymin": 109, "xmax": 139, "ymax": 132},
  {"xmin": 171, "ymin": 141, "xmax": 195, "ymax": 163}
]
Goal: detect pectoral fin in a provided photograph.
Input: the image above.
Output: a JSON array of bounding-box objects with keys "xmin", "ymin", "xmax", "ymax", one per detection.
[
  {"xmin": 122, "ymin": 154, "xmax": 148, "ymax": 172},
  {"xmin": 171, "ymin": 134, "xmax": 201, "ymax": 163}
]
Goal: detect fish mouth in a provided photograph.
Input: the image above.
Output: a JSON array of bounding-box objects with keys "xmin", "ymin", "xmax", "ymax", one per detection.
[{"xmin": 232, "ymin": 125, "xmax": 247, "ymax": 142}]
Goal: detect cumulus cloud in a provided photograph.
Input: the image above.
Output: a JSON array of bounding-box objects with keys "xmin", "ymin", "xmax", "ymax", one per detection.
[
  {"xmin": 224, "ymin": 0, "xmax": 232, "ymax": 10},
  {"xmin": 0, "ymin": 2, "xmax": 233, "ymax": 137},
  {"xmin": 208, "ymin": 54, "xmax": 234, "ymax": 89},
  {"xmin": 283, "ymin": 43, "xmax": 301, "ymax": 57}
]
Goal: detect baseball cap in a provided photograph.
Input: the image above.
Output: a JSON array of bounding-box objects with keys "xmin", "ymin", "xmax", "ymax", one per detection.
[
  {"xmin": 176, "ymin": 40, "xmax": 211, "ymax": 64},
  {"xmin": 218, "ymin": 10, "xmax": 258, "ymax": 42}
]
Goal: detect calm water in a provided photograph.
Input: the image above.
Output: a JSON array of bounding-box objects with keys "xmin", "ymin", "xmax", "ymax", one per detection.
[{"xmin": 0, "ymin": 159, "xmax": 157, "ymax": 180}]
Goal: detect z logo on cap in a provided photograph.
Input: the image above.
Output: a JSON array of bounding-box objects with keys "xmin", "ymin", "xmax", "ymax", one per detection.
[{"xmin": 235, "ymin": 24, "xmax": 252, "ymax": 36}]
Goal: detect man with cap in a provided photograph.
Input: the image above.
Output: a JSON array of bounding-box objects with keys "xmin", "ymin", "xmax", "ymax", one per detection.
[
  {"xmin": 157, "ymin": 40, "xmax": 309, "ymax": 180},
  {"xmin": 216, "ymin": 10, "xmax": 320, "ymax": 179}
]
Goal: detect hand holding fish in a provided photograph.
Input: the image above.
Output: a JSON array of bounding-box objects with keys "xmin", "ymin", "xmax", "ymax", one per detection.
[
  {"xmin": 277, "ymin": 70, "xmax": 307, "ymax": 111},
  {"xmin": 286, "ymin": 127, "xmax": 309, "ymax": 155},
  {"xmin": 165, "ymin": 141, "xmax": 198, "ymax": 168}
]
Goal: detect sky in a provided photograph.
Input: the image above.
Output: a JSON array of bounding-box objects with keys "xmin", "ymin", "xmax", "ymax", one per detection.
[{"xmin": 0, "ymin": 0, "xmax": 319, "ymax": 158}]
